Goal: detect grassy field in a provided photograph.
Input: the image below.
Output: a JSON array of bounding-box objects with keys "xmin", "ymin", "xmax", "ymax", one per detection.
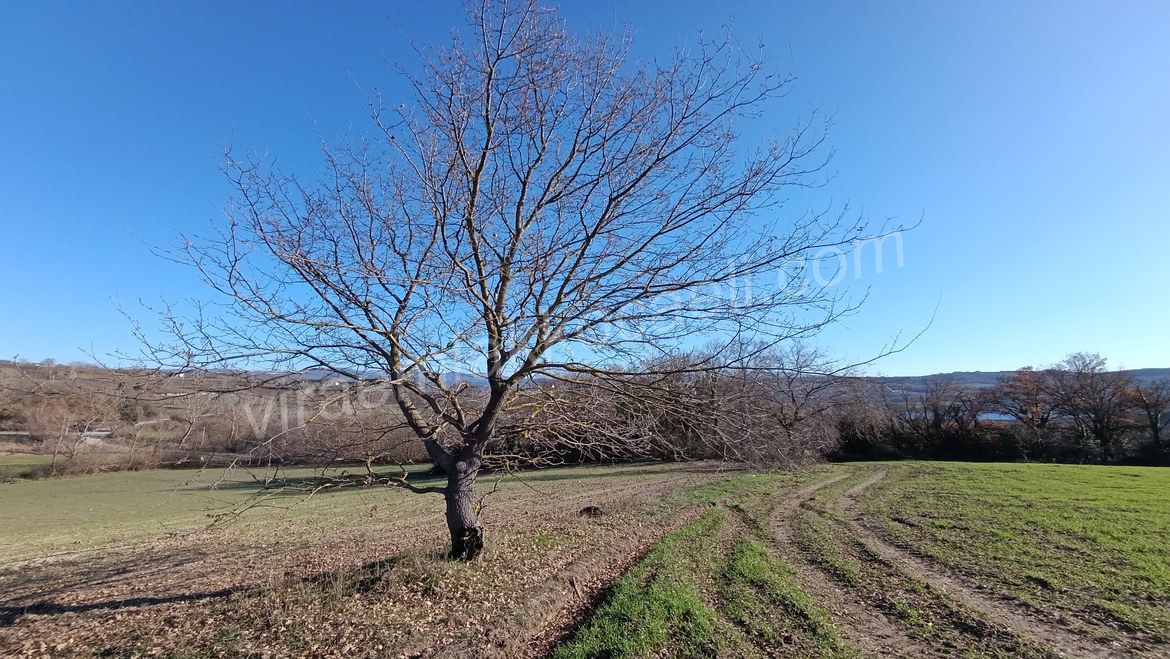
[
  {"xmin": 1, "ymin": 459, "xmax": 1166, "ymax": 657},
  {"xmin": 559, "ymin": 461, "xmax": 1167, "ymax": 658},
  {"xmin": 0, "ymin": 461, "xmax": 738, "ymax": 656},
  {"xmin": 864, "ymin": 462, "xmax": 1170, "ymax": 645},
  {"xmin": 0, "ymin": 453, "xmax": 52, "ymax": 480},
  {"xmin": 555, "ymin": 471, "xmax": 849, "ymax": 658},
  {"xmin": 0, "ymin": 462, "xmax": 443, "ymax": 561}
]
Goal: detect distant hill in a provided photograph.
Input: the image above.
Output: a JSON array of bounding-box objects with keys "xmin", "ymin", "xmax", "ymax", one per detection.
[
  {"xmin": 3, "ymin": 359, "xmax": 1166, "ymax": 396},
  {"xmin": 870, "ymin": 368, "xmax": 1170, "ymax": 395}
]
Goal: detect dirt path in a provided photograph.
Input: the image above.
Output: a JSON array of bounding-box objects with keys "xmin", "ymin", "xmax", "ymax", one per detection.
[
  {"xmin": 836, "ymin": 468, "xmax": 1119, "ymax": 659},
  {"xmin": 768, "ymin": 468, "xmax": 936, "ymax": 658}
]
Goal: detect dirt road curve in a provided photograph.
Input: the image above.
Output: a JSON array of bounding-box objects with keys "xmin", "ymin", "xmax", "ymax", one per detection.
[{"xmin": 809, "ymin": 466, "xmax": 1127, "ymax": 658}]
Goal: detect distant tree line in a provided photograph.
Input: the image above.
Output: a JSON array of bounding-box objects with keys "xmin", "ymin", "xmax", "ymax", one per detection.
[
  {"xmin": 0, "ymin": 360, "xmax": 431, "ymax": 476},
  {"xmin": 3, "ymin": 350, "xmax": 1164, "ymax": 482},
  {"xmin": 0, "ymin": 343, "xmax": 864, "ymax": 475},
  {"xmin": 831, "ymin": 353, "xmax": 1169, "ymax": 466}
]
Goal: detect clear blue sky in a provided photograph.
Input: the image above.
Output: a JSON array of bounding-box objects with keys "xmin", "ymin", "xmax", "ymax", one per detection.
[{"xmin": 1, "ymin": 1, "xmax": 1167, "ymax": 375}]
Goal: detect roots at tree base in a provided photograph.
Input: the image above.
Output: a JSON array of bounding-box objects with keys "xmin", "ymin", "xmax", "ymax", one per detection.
[{"xmin": 450, "ymin": 526, "xmax": 485, "ymax": 560}]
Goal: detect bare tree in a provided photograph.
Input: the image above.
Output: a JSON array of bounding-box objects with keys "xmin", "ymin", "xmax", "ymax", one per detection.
[
  {"xmin": 150, "ymin": 1, "xmax": 893, "ymax": 559},
  {"xmin": 993, "ymin": 367, "xmax": 1057, "ymax": 458},
  {"xmin": 921, "ymin": 377, "xmax": 956, "ymax": 440},
  {"xmin": 950, "ymin": 386, "xmax": 993, "ymax": 436},
  {"xmin": 556, "ymin": 342, "xmax": 859, "ymax": 468},
  {"xmin": 724, "ymin": 343, "xmax": 854, "ymax": 464},
  {"xmin": 1048, "ymin": 353, "xmax": 1132, "ymax": 462},
  {"xmin": 1130, "ymin": 379, "xmax": 1169, "ymax": 457},
  {"xmin": 3, "ymin": 362, "xmax": 121, "ymax": 467}
]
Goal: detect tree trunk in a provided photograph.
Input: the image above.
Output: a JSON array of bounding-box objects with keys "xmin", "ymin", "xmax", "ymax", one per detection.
[
  {"xmin": 1094, "ymin": 421, "xmax": 1112, "ymax": 463},
  {"xmin": 445, "ymin": 455, "xmax": 484, "ymax": 560}
]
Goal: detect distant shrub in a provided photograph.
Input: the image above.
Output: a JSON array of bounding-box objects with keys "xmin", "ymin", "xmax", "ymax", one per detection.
[{"xmin": 26, "ymin": 452, "xmax": 160, "ymax": 479}]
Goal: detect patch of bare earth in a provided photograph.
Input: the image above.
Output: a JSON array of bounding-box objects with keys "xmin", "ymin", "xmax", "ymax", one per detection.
[
  {"xmin": 766, "ymin": 469, "xmax": 932, "ymax": 658},
  {"xmin": 0, "ymin": 463, "xmax": 732, "ymax": 657}
]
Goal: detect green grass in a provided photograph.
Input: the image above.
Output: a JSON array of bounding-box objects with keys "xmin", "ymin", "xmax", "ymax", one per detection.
[
  {"xmin": 0, "ymin": 461, "xmax": 743, "ymax": 657},
  {"xmin": 0, "ymin": 462, "xmax": 723, "ymax": 563},
  {"xmin": 865, "ymin": 461, "xmax": 1170, "ymax": 640},
  {"xmin": 0, "ymin": 463, "xmax": 441, "ymax": 561},
  {"xmin": 556, "ymin": 471, "xmax": 848, "ymax": 658},
  {"xmin": 6, "ymin": 459, "xmax": 1165, "ymax": 656},
  {"xmin": 788, "ymin": 466, "xmax": 1049, "ymax": 657},
  {"xmin": 659, "ymin": 471, "xmax": 793, "ymax": 509},
  {"xmin": 718, "ymin": 537, "xmax": 848, "ymax": 657},
  {"xmin": 792, "ymin": 513, "xmax": 861, "ymax": 586},
  {"xmin": 0, "ymin": 453, "xmax": 53, "ymax": 479},
  {"xmin": 553, "ymin": 509, "xmax": 748, "ymax": 659}
]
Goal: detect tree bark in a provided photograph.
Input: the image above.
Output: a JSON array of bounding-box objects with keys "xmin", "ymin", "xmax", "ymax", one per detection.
[
  {"xmin": 1093, "ymin": 421, "xmax": 1112, "ymax": 463},
  {"xmin": 444, "ymin": 452, "xmax": 484, "ymax": 560}
]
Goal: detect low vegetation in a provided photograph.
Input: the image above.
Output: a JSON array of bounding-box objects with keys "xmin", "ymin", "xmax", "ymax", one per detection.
[
  {"xmin": 836, "ymin": 354, "xmax": 1169, "ymax": 465},
  {"xmin": 2, "ymin": 458, "xmax": 1166, "ymax": 656},
  {"xmin": 789, "ymin": 470, "xmax": 1048, "ymax": 657},
  {"xmin": 0, "ymin": 462, "xmax": 737, "ymax": 656},
  {"xmin": 0, "ymin": 453, "xmax": 51, "ymax": 481},
  {"xmin": 556, "ymin": 471, "xmax": 846, "ymax": 658},
  {"xmin": 864, "ymin": 462, "xmax": 1170, "ymax": 643}
]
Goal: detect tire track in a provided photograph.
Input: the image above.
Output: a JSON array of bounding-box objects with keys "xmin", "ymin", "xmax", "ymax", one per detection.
[
  {"xmin": 769, "ymin": 468, "xmax": 934, "ymax": 657},
  {"xmin": 836, "ymin": 468, "xmax": 1118, "ymax": 659}
]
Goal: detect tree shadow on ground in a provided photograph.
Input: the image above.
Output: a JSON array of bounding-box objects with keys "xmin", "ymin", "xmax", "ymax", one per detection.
[
  {"xmin": 0, "ymin": 549, "xmax": 426, "ymax": 629},
  {"xmin": 0, "ymin": 461, "xmax": 737, "ymax": 630},
  {"xmin": 0, "ymin": 585, "xmax": 243, "ymax": 627}
]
